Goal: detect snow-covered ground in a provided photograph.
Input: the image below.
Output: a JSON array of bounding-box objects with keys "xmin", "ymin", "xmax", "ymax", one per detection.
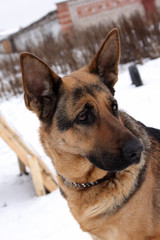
[{"xmin": 1, "ymin": 58, "xmax": 160, "ymax": 240}]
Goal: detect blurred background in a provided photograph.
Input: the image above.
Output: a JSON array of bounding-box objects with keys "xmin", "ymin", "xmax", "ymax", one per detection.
[{"xmin": 0, "ymin": 0, "xmax": 160, "ymax": 99}]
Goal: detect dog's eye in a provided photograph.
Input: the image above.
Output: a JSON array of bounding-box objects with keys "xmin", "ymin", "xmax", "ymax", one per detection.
[
  {"xmin": 112, "ymin": 101, "xmax": 118, "ymax": 117},
  {"xmin": 75, "ymin": 108, "xmax": 95, "ymax": 125},
  {"xmin": 76, "ymin": 113, "xmax": 88, "ymax": 124}
]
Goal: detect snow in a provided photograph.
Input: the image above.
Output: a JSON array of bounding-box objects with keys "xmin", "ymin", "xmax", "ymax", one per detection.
[
  {"xmin": 1, "ymin": 58, "xmax": 160, "ymax": 240},
  {"xmin": 116, "ymin": 59, "xmax": 160, "ymax": 129}
]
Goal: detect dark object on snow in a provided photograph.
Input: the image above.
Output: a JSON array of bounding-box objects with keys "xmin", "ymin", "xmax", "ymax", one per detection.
[{"xmin": 129, "ymin": 65, "xmax": 143, "ymax": 87}]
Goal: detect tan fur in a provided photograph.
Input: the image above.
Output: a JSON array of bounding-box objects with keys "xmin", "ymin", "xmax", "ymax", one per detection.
[{"xmin": 20, "ymin": 29, "xmax": 160, "ymax": 239}]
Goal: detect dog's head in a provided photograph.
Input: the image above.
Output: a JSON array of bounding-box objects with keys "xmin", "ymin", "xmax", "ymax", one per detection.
[{"xmin": 20, "ymin": 29, "xmax": 143, "ymax": 181}]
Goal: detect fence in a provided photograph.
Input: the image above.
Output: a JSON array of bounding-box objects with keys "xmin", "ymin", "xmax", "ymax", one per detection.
[{"xmin": 0, "ymin": 114, "xmax": 57, "ymax": 196}]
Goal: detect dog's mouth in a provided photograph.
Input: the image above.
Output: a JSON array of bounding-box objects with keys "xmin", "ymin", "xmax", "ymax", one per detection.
[{"xmin": 87, "ymin": 140, "xmax": 144, "ymax": 172}]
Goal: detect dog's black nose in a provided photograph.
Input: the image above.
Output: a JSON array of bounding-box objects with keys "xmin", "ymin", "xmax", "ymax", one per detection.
[{"xmin": 122, "ymin": 139, "xmax": 144, "ymax": 164}]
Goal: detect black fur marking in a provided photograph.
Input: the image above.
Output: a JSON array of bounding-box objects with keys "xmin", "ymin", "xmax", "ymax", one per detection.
[
  {"xmin": 72, "ymin": 85, "xmax": 95, "ymax": 105},
  {"xmin": 85, "ymin": 85, "xmax": 95, "ymax": 97},
  {"xmin": 146, "ymin": 127, "xmax": 160, "ymax": 143},
  {"xmin": 117, "ymin": 160, "xmax": 147, "ymax": 212},
  {"xmin": 59, "ymin": 187, "xmax": 66, "ymax": 199},
  {"xmin": 137, "ymin": 121, "xmax": 160, "ymax": 143},
  {"xmin": 72, "ymin": 87, "xmax": 85, "ymax": 105},
  {"xmin": 100, "ymin": 158, "xmax": 148, "ymax": 217},
  {"xmin": 55, "ymin": 92, "xmax": 75, "ymax": 132},
  {"xmin": 90, "ymin": 83, "xmax": 104, "ymax": 92},
  {"xmin": 72, "ymin": 84, "xmax": 105, "ymax": 105},
  {"xmin": 56, "ymin": 107, "xmax": 73, "ymax": 132}
]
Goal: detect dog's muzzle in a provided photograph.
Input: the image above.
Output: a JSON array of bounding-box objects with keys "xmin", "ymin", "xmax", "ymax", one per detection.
[
  {"xmin": 87, "ymin": 139, "xmax": 144, "ymax": 172},
  {"xmin": 122, "ymin": 139, "xmax": 144, "ymax": 164}
]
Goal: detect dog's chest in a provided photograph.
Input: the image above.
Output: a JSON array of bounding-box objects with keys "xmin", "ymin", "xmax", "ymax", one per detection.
[
  {"xmin": 75, "ymin": 178, "xmax": 155, "ymax": 240},
  {"xmin": 90, "ymin": 223, "xmax": 134, "ymax": 240}
]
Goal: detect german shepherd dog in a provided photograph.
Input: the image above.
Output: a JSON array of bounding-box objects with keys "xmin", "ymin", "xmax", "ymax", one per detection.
[{"xmin": 20, "ymin": 29, "xmax": 160, "ymax": 240}]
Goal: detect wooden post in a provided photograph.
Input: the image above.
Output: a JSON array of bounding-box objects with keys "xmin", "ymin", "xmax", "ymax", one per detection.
[
  {"xmin": 0, "ymin": 114, "xmax": 57, "ymax": 196},
  {"xmin": 27, "ymin": 155, "xmax": 46, "ymax": 196},
  {"xmin": 18, "ymin": 157, "xmax": 28, "ymax": 175}
]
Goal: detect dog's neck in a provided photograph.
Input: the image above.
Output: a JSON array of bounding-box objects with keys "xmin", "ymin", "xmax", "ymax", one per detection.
[{"xmin": 57, "ymin": 172, "xmax": 115, "ymax": 189}]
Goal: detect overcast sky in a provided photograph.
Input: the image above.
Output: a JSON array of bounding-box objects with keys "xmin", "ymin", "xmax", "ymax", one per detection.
[{"xmin": 0, "ymin": 0, "xmax": 63, "ymax": 33}]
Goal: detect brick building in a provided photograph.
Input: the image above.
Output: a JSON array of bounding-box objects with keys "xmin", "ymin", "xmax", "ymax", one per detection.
[{"xmin": 57, "ymin": 0, "xmax": 157, "ymax": 33}]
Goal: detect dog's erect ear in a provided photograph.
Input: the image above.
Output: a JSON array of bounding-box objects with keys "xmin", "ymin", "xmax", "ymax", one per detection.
[
  {"xmin": 20, "ymin": 52, "xmax": 62, "ymax": 122},
  {"xmin": 89, "ymin": 28, "xmax": 120, "ymax": 95}
]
